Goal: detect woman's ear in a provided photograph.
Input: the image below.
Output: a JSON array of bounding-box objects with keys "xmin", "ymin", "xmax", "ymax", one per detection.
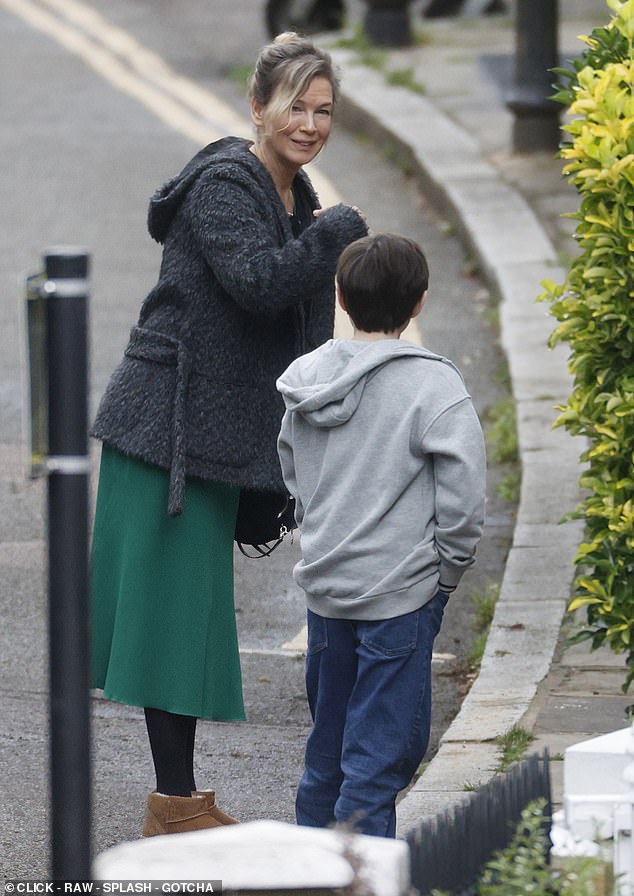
[{"xmin": 250, "ymin": 98, "xmax": 264, "ymax": 128}]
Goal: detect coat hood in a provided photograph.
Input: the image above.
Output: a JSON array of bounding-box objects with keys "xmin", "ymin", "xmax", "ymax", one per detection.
[
  {"xmin": 277, "ymin": 338, "xmax": 459, "ymax": 428},
  {"xmin": 147, "ymin": 136, "xmax": 248, "ymax": 243}
]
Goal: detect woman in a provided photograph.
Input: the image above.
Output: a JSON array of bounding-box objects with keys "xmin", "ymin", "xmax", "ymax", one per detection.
[{"xmin": 90, "ymin": 32, "xmax": 368, "ymax": 837}]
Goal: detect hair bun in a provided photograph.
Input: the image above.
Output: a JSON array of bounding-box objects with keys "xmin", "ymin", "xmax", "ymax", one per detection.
[
  {"xmin": 248, "ymin": 32, "xmax": 339, "ymax": 114},
  {"xmin": 273, "ymin": 31, "xmax": 301, "ymax": 44}
]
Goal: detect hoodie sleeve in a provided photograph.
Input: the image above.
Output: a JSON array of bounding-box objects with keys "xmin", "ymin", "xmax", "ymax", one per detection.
[
  {"xmin": 421, "ymin": 396, "xmax": 487, "ymax": 589},
  {"xmin": 277, "ymin": 412, "xmax": 304, "ymax": 528},
  {"xmin": 185, "ymin": 164, "xmax": 368, "ymax": 317}
]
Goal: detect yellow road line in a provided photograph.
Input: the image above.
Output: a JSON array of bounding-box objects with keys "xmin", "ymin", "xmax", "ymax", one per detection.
[
  {"xmin": 38, "ymin": 0, "xmax": 252, "ymax": 138},
  {"xmin": 1, "ymin": 0, "xmax": 222, "ymax": 145}
]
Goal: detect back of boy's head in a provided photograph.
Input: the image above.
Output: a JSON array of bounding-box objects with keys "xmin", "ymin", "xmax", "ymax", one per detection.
[{"xmin": 336, "ymin": 233, "xmax": 429, "ymax": 334}]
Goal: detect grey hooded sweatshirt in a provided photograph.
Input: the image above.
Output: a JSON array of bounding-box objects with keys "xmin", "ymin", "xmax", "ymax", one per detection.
[{"xmin": 277, "ymin": 338, "xmax": 486, "ymax": 620}]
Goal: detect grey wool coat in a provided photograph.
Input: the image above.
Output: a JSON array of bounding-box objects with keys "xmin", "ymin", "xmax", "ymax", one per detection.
[{"xmin": 91, "ymin": 137, "xmax": 368, "ymax": 515}]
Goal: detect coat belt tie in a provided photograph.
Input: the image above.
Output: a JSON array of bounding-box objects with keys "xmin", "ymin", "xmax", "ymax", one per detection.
[{"xmin": 125, "ymin": 326, "xmax": 191, "ymax": 517}]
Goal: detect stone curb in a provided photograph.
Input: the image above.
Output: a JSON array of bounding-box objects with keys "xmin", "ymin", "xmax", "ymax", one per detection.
[{"xmin": 329, "ymin": 50, "xmax": 584, "ymax": 835}]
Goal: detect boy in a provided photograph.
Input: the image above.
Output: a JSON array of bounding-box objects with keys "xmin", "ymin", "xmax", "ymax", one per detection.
[{"xmin": 276, "ymin": 233, "xmax": 486, "ymax": 838}]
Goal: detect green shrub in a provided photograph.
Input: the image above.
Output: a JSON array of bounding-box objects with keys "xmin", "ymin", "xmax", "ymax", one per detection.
[
  {"xmin": 539, "ymin": 0, "xmax": 634, "ymax": 690},
  {"xmin": 476, "ymin": 799, "xmax": 612, "ymax": 895},
  {"xmin": 431, "ymin": 799, "xmax": 611, "ymax": 895}
]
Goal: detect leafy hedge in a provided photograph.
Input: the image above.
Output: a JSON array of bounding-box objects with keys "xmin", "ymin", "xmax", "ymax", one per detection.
[{"xmin": 540, "ymin": 0, "xmax": 634, "ymax": 688}]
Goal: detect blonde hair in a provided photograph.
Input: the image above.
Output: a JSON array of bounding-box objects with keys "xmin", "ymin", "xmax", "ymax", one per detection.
[{"xmin": 248, "ymin": 32, "xmax": 339, "ymax": 137}]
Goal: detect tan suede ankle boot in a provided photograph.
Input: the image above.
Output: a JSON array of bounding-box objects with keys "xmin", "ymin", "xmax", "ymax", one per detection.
[
  {"xmin": 192, "ymin": 790, "xmax": 239, "ymax": 825},
  {"xmin": 142, "ymin": 792, "xmax": 224, "ymax": 837}
]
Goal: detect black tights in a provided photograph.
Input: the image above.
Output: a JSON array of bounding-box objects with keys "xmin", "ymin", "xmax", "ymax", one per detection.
[{"xmin": 144, "ymin": 707, "xmax": 198, "ymax": 796}]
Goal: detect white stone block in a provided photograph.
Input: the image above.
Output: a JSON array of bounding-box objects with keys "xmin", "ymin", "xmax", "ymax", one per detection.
[
  {"xmin": 93, "ymin": 819, "xmax": 411, "ymax": 895},
  {"xmin": 564, "ymin": 727, "xmax": 634, "ymax": 841},
  {"xmin": 565, "ymin": 728, "xmax": 634, "ymax": 798}
]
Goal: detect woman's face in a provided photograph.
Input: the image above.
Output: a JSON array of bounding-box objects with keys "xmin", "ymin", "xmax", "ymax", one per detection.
[{"xmin": 253, "ymin": 75, "xmax": 334, "ymax": 171}]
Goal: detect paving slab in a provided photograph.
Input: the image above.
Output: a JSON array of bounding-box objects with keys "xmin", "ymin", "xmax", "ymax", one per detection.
[
  {"xmin": 561, "ymin": 638, "xmax": 629, "ymax": 671},
  {"xmin": 552, "ymin": 668, "xmax": 630, "ymax": 697},
  {"xmin": 535, "ymin": 695, "xmax": 632, "ymax": 736}
]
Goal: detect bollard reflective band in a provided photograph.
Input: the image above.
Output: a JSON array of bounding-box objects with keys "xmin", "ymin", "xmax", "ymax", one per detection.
[
  {"xmin": 41, "ymin": 278, "xmax": 88, "ymax": 299},
  {"xmin": 45, "ymin": 455, "xmax": 92, "ymax": 475}
]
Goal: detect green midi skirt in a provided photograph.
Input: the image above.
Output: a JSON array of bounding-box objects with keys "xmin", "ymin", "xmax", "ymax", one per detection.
[{"xmin": 90, "ymin": 445, "xmax": 245, "ymax": 721}]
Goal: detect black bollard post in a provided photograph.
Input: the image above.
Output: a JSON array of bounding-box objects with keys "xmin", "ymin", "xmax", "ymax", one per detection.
[
  {"xmin": 44, "ymin": 248, "xmax": 92, "ymax": 881},
  {"xmin": 364, "ymin": 0, "xmax": 413, "ymax": 47},
  {"xmin": 506, "ymin": 0, "xmax": 561, "ymax": 153}
]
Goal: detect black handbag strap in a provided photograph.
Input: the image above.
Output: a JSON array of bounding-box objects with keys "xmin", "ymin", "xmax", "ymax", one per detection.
[{"xmin": 236, "ymin": 524, "xmax": 294, "ymax": 559}]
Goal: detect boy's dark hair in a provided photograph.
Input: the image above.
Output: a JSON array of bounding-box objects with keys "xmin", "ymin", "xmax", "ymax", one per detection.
[{"xmin": 336, "ymin": 233, "xmax": 429, "ymax": 334}]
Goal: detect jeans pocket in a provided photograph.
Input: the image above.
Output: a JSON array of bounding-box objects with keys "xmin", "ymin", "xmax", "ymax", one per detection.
[
  {"xmin": 359, "ymin": 611, "xmax": 419, "ymax": 657},
  {"xmin": 306, "ymin": 610, "xmax": 328, "ymax": 655}
]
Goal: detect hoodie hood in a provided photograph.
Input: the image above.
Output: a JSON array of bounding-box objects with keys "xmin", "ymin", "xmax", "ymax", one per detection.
[
  {"xmin": 277, "ymin": 338, "xmax": 459, "ymax": 428},
  {"xmin": 147, "ymin": 136, "xmax": 248, "ymax": 243}
]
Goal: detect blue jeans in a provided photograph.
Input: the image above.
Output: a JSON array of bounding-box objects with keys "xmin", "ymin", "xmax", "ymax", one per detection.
[{"xmin": 296, "ymin": 591, "xmax": 449, "ymax": 838}]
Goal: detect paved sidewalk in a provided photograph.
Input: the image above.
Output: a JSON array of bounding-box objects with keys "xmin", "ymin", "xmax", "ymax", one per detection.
[{"xmin": 325, "ymin": 0, "xmax": 633, "ymax": 833}]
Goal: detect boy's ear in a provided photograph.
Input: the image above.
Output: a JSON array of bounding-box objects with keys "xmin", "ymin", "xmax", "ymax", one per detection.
[{"xmin": 412, "ymin": 290, "xmax": 428, "ymax": 318}]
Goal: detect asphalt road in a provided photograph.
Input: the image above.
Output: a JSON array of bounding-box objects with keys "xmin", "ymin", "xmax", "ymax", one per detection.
[{"xmin": 0, "ymin": 0, "xmax": 513, "ymax": 875}]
